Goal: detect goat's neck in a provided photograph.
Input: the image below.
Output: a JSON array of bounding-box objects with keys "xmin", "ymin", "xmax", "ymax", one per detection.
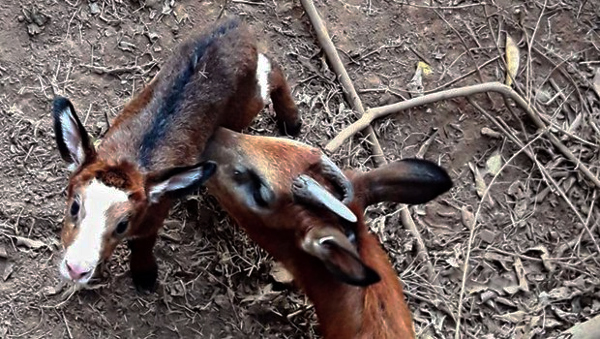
[{"xmin": 290, "ymin": 230, "xmax": 415, "ymax": 339}]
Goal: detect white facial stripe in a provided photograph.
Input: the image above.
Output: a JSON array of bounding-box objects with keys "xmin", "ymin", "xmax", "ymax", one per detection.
[
  {"xmin": 61, "ymin": 179, "xmax": 129, "ymax": 284},
  {"xmin": 256, "ymin": 53, "xmax": 271, "ymax": 102}
]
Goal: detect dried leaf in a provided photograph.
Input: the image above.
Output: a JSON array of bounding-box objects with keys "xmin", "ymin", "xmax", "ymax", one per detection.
[
  {"xmin": 461, "ymin": 206, "xmax": 475, "ymax": 230},
  {"xmin": 41, "ymin": 281, "xmax": 66, "ymax": 296},
  {"xmin": 417, "ymin": 61, "xmax": 433, "ymax": 76},
  {"xmin": 13, "ymin": 236, "xmax": 46, "ymax": 249},
  {"xmin": 270, "ymin": 262, "xmax": 294, "ymax": 284},
  {"xmin": 548, "ymin": 286, "xmax": 573, "ymax": 300},
  {"xmin": 514, "ymin": 257, "xmax": 530, "ymax": 292},
  {"xmin": 483, "ymin": 252, "xmax": 512, "ymax": 271},
  {"xmin": 494, "ymin": 310, "xmax": 528, "ymax": 324},
  {"xmin": 481, "ymin": 127, "xmax": 502, "ymax": 139},
  {"xmin": 563, "ymin": 276, "xmax": 586, "ymax": 289},
  {"xmin": 592, "ymin": 68, "xmax": 600, "ymax": 99},
  {"xmin": 479, "ymin": 228, "xmax": 497, "ymax": 244},
  {"xmin": 480, "ymin": 290, "xmax": 498, "ymax": 303},
  {"xmin": 485, "ymin": 152, "xmax": 503, "ymax": 176},
  {"xmin": 446, "ymin": 256, "xmax": 460, "ymax": 268},
  {"xmin": 496, "ymin": 297, "xmax": 517, "ymax": 308},
  {"xmin": 524, "ymin": 245, "xmax": 555, "ymax": 272},
  {"xmin": 503, "ymin": 284, "xmax": 522, "ymax": 295},
  {"xmin": 2, "ymin": 262, "xmax": 14, "ymax": 281},
  {"xmin": 505, "ymin": 35, "xmax": 520, "ymax": 86},
  {"xmin": 514, "ymin": 199, "xmax": 529, "ymax": 219},
  {"xmin": 468, "ymin": 162, "xmax": 487, "ymax": 198},
  {"xmin": 507, "ymin": 181, "xmax": 525, "ymax": 198}
]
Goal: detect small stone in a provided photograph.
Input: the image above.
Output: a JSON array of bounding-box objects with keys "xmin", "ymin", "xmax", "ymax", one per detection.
[
  {"xmin": 17, "ymin": 15, "xmax": 25, "ymax": 22},
  {"xmin": 481, "ymin": 127, "xmax": 502, "ymax": 139},
  {"xmin": 479, "ymin": 229, "xmax": 497, "ymax": 244},
  {"xmin": 30, "ymin": 9, "xmax": 48, "ymax": 26},
  {"xmin": 89, "ymin": 2, "xmax": 100, "ymax": 15},
  {"xmin": 27, "ymin": 23, "xmax": 43, "ymax": 36}
]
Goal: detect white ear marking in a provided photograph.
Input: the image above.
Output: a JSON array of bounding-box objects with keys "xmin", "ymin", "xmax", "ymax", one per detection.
[{"xmin": 148, "ymin": 169, "xmax": 204, "ymax": 203}]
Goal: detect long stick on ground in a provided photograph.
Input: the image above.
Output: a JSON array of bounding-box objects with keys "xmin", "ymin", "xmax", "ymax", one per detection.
[
  {"xmin": 325, "ymin": 81, "xmax": 600, "ymax": 189},
  {"xmin": 301, "ymin": 0, "xmax": 440, "ymax": 290},
  {"xmin": 300, "ymin": 0, "xmax": 385, "ymax": 166}
]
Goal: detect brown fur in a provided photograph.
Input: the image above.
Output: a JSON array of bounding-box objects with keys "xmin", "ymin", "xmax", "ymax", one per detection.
[
  {"xmin": 56, "ymin": 19, "xmax": 301, "ymax": 290},
  {"xmin": 203, "ymin": 129, "xmax": 416, "ymax": 338}
]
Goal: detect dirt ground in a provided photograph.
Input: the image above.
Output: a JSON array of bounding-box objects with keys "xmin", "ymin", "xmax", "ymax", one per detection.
[{"xmin": 0, "ymin": 0, "xmax": 599, "ymax": 338}]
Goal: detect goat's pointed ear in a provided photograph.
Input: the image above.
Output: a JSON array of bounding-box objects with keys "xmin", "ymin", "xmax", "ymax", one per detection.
[
  {"xmin": 145, "ymin": 161, "xmax": 217, "ymax": 203},
  {"xmin": 52, "ymin": 97, "xmax": 95, "ymax": 171},
  {"xmin": 352, "ymin": 159, "xmax": 452, "ymax": 207},
  {"xmin": 301, "ymin": 227, "xmax": 380, "ymax": 286}
]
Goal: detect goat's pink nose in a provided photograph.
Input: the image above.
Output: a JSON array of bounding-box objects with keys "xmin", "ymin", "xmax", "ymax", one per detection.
[{"xmin": 66, "ymin": 262, "xmax": 91, "ymax": 280}]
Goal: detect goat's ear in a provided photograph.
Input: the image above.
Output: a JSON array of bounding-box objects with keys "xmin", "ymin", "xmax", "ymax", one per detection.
[
  {"xmin": 145, "ymin": 161, "xmax": 217, "ymax": 203},
  {"xmin": 301, "ymin": 227, "xmax": 380, "ymax": 286},
  {"xmin": 352, "ymin": 159, "xmax": 452, "ymax": 207},
  {"xmin": 52, "ymin": 97, "xmax": 95, "ymax": 171}
]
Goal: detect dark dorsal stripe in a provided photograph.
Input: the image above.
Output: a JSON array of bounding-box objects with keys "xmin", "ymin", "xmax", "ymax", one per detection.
[{"xmin": 139, "ymin": 18, "xmax": 240, "ymax": 168}]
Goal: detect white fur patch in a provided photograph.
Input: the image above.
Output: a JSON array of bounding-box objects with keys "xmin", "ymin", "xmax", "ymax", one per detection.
[
  {"xmin": 256, "ymin": 53, "xmax": 271, "ymax": 102},
  {"xmin": 60, "ymin": 179, "xmax": 128, "ymax": 284}
]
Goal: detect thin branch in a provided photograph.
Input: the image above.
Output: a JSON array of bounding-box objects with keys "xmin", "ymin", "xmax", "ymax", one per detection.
[
  {"xmin": 454, "ymin": 130, "xmax": 547, "ymax": 338},
  {"xmin": 325, "ymin": 81, "xmax": 600, "ymax": 190},
  {"xmin": 300, "ymin": 0, "xmax": 385, "ymax": 166}
]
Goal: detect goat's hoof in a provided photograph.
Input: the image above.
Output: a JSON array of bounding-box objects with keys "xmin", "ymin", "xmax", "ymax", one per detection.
[
  {"xmin": 279, "ymin": 120, "xmax": 302, "ymax": 137},
  {"xmin": 132, "ymin": 267, "xmax": 158, "ymax": 293}
]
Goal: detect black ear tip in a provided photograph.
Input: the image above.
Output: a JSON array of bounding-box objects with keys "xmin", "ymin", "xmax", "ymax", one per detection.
[
  {"xmin": 340, "ymin": 265, "xmax": 381, "ymax": 287},
  {"xmin": 52, "ymin": 96, "xmax": 70, "ymax": 110},
  {"xmin": 404, "ymin": 158, "xmax": 453, "ymax": 194},
  {"xmin": 361, "ymin": 266, "xmax": 381, "ymax": 286}
]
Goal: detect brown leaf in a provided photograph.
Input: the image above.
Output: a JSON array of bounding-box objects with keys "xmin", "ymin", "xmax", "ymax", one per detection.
[
  {"xmin": 479, "ymin": 229, "xmax": 497, "ymax": 244},
  {"xmin": 505, "ymin": 35, "xmax": 520, "ymax": 86},
  {"xmin": 593, "ymin": 68, "xmax": 600, "ymax": 100},
  {"xmin": 524, "ymin": 245, "xmax": 555, "ymax": 272},
  {"xmin": 461, "ymin": 206, "xmax": 475, "ymax": 230},
  {"xmin": 2, "ymin": 262, "xmax": 14, "ymax": 281},
  {"xmin": 548, "ymin": 286, "xmax": 576, "ymax": 300},
  {"xmin": 270, "ymin": 261, "xmax": 294, "ymax": 284},
  {"xmin": 494, "ymin": 310, "xmax": 528, "ymax": 324},
  {"xmin": 13, "ymin": 236, "xmax": 46, "ymax": 249},
  {"xmin": 483, "ymin": 252, "xmax": 512, "ymax": 271},
  {"xmin": 468, "ymin": 162, "xmax": 487, "ymax": 198},
  {"xmin": 514, "ymin": 257, "xmax": 530, "ymax": 292}
]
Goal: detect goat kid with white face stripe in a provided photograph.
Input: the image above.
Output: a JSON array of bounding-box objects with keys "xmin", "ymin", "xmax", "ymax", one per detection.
[{"xmin": 52, "ymin": 18, "xmax": 301, "ymax": 291}]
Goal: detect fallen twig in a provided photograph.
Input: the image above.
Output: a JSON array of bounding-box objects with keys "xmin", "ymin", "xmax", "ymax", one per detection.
[
  {"xmin": 81, "ymin": 61, "xmax": 157, "ymax": 76},
  {"xmin": 301, "ymin": 0, "xmax": 439, "ymax": 289},
  {"xmin": 325, "ymin": 81, "xmax": 600, "ymax": 190},
  {"xmin": 300, "ymin": 0, "xmax": 385, "ymax": 166},
  {"xmin": 454, "ymin": 130, "xmax": 547, "ymax": 339}
]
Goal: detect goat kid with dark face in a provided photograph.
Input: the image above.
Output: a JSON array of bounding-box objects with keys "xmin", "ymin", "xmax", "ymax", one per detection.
[
  {"xmin": 202, "ymin": 128, "xmax": 452, "ymax": 339},
  {"xmin": 52, "ymin": 18, "xmax": 301, "ymax": 291}
]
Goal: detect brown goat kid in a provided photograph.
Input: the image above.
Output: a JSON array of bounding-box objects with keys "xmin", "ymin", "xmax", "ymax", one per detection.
[
  {"xmin": 202, "ymin": 128, "xmax": 452, "ymax": 338},
  {"xmin": 51, "ymin": 19, "xmax": 300, "ymax": 291}
]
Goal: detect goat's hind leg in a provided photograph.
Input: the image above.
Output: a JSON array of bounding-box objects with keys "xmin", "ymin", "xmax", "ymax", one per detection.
[{"xmin": 268, "ymin": 60, "xmax": 302, "ymax": 136}]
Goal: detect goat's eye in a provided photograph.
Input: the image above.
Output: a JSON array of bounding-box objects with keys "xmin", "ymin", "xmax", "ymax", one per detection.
[
  {"xmin": 233, "ymin": 168, "xmax": 246, "ymax": 182},
  {"xmin": 115, "ymin": 218, "xmax": 129, "ymax": 235},
  {"xmin": 70, "ymin": 201, "xmax": 80, "ymax": 217}
]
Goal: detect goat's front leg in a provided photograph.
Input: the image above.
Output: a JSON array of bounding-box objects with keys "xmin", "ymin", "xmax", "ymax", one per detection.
[{"xmin": 128, "ymin": 233, "xmax": 159, "ymax": 292}]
